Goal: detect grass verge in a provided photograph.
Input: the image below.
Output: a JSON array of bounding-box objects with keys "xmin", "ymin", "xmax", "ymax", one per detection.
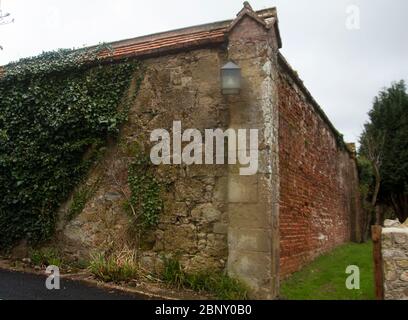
[{"xmin": 280, "ymin": 242, "xmax": 374, "ymax": 300}]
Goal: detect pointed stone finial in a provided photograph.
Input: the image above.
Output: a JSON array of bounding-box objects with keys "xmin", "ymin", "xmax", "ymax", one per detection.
[
  {"xmin": 243, "ymin": 1, "xmax": 253, "ymax": 11},
  {"xmin": 231, "ymin": 1, "xmax": 267, "ymax": 30}
]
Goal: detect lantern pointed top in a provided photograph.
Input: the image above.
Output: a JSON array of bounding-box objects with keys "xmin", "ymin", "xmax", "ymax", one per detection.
[{"xmin": 221, "ymin": 61, "xmax": 241, "ymax": 70}]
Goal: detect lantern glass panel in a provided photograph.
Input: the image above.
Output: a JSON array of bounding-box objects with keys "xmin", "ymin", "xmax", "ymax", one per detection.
[{"xmin": 221, "ymin": 62, "xmax": 241, "ymax": 95}]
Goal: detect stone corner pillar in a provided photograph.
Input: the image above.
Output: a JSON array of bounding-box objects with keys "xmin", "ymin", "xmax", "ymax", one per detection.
[{"xmin": 224, "ymin": 10, "xmax": 280, "ymax": 300}]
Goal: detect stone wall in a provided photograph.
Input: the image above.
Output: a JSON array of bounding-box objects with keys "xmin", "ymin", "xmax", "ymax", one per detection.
[
  {"xmin": 59, "ymin": 47, "xmax": 231, "ymax": 274},
  {"xmin": 382, "ymin": 220, "xmax": 408, "ymax": 300},
  {"xmin": 2, "ymin": 3, "xmax": 368, "ymax": 301},
  {"xmin": 59, "ymin": 14, "xmax": 283, "ymax": 299},
  {"xmin": 277, "ymin": 65, "xmax": 361, "ymax": 277},
  {"xmin": 53, "ymin": 7, "xmax": 361, "ymax": 299}
]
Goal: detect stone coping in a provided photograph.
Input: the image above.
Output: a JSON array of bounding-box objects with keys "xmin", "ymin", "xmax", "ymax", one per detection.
[{"xmin": 383, "ymin": 228, "xmax": 408, "ymax": 234}]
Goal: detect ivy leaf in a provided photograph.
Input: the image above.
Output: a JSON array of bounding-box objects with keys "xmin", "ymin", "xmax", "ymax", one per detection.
[{"xmin": 0, "ymin": 48, "xmax": 141, "ymax": 248}]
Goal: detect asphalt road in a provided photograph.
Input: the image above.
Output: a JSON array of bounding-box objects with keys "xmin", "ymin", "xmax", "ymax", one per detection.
[{"xmin": 0, "ymin": 269, "xmax": 146, "ymax": 300}]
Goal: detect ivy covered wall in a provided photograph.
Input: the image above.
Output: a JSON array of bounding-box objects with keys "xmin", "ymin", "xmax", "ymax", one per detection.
[{"xmin": 0, "ymin": 48, "xmax": 141, "ymax": 248}]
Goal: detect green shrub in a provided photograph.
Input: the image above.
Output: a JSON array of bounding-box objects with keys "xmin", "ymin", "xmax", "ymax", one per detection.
[
  {"xmin": 162, "ymin": 257, "xmax": 248, "ymax": 300},
  {"xmin": 88, "ymin": 251, "xmax": 139, "ymax": 283}
]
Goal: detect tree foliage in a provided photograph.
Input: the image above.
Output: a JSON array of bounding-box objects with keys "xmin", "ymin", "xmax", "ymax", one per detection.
[
  {"xmin": 0, "ymin": 47, "xmax": 140, "ymax": 248},
  {"xmin": 359, "ymin": 80, "xmax": 408, "ymax": 222}
]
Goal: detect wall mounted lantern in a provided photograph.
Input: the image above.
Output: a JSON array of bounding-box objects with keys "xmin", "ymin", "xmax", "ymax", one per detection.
[{"xmin": 221, "ymin": 61, "xmax": 241, "ymax": 95}]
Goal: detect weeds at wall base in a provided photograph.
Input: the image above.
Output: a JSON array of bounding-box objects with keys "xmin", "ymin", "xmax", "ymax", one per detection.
[
  {"xmin": 88, "ymin": 251, "xmax": 139, "ymax": 283},
  {"xmin": 161, "ymin": 257, "xmax": 249, "ymax": 300}
]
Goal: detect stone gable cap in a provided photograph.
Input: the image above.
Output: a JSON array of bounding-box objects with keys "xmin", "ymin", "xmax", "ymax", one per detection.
[
  {"xmin": 227, "ymin": 1, "xmax": 269, "ymax": 33},
  {"xmin": 226, "ymin": 2, "xmax": 282, "ymax": 49}
]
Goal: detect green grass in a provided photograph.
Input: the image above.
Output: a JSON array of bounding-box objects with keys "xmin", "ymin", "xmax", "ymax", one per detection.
[
  {"xmin": 281, "ymin": 242, "xmax": 375, "ymax": 300},
  {"xmin": 162, "ymin": 257, "xmax": 248, "ymax": 300}
]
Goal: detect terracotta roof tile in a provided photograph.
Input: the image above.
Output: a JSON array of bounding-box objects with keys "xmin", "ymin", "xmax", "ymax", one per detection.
[
  {"xmin": 97, "ymin": 7, "xmax": 278, "ymax": 60},
  {"xmin": 0, "ymin": 7, "xmax": 278, "ymax": 70},
  {"xmin": 100, "ymin": 27, "xmax": 228, "ymax": 60}
]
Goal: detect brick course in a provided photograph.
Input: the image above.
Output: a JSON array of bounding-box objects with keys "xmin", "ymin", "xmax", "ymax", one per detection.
[{"xmin": 277, "ymin": 70, "xmax": 358, "ymax": 277}]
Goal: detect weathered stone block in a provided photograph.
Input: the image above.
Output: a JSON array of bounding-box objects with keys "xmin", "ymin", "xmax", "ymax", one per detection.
[
  {"xmin": 140, "ymin": 254, "xmax": 155, "ymax": 272},
  {"xmin": 396, "ymin": 259, "xmax": 408, "ymax": 269},
  {"xmin": 229, "ymin": 228, "xmax": 271, "ymax": 253},
  {"xmin": 229, "ymin": 203, "xmax": 270, "ymax": 229},
  {"xmin": 394, "ymin": 233, "xmax": 407, "ymax": 244},
  {"xmin": 385, "ymin": 269, "xmax": 398, "ymax": 282},
  {"xmin": 228, "ymin": 175, "xmax": 258, "ymax": 203},
  {"xmin": 104, "ymin": 192, "xmax": 122, "ymax": 201},
  {"xmin": 400, "ymin": 271, "xmax": 408, "ymax": 282},
  {"xmin": 175, "ymin": 179, "xmax": 208, "ymax": 203},
  {"xmin": 191, "ymin": 203, "xmax": 221, "ymax": 223},
  {"xmin": 205, "ymin": 234, "xmax": 228, "ymax": 257},
  {"xmin": 227, "ymin": 249, "xmax": 272, "ymax": 294},
  {"xmin": 382, "ymin": 233, "xmax": 393, "ymax": 249},
  {"xmin": 213, "ymin": 223, "xmax": 228, "ymax": 235},
  {"xmin": 162, "ymin": 224, "xmax": 198, "ymax": 252},
  {"xmin": 213, "ymin": 177, "xmax": 228, "ymax": 202}
]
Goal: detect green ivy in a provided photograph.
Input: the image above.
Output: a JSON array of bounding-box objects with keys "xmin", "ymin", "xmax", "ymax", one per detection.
[
  {"xmin": 127, "ymin": 150, "xmax": 163, "ymax": 230},
  {"xmin": 66, "ymin": 183, "xmax": 97, "ymax": 222},
  {"xmin": 0, "ymin": 47, "xmax": 141, "ymax": 248}
]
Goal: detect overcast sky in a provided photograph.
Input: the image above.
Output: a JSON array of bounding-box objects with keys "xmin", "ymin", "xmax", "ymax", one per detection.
[{"xmin": 0, "ymin": 0, "xmax": 407, "ymax": 143}]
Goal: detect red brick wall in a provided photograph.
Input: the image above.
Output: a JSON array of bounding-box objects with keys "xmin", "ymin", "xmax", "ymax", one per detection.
[{"xmin": 278, "ymin": 71, "xmax": 356, "ymax": 277}]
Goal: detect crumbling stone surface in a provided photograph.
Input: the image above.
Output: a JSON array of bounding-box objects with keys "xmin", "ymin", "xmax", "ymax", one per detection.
[
  {"xmin": 382, "ymin": 220, "xmax": 408, "ymax": 300},
  {"xmin": 58, "ymin": 48, "xmax": 230, "ymax": 273}
]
